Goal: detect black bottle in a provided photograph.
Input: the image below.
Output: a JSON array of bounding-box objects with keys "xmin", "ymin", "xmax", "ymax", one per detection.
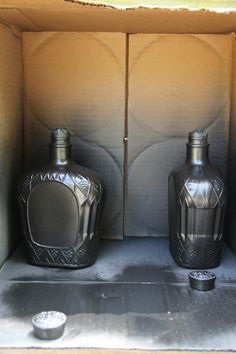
[
  {"xmin": 168, "ymin": 129, "xmax": 226, "ymax": 268},
  {"xmin": 19, "ymin": 128, "xmax": 103, "ymax": 268}
]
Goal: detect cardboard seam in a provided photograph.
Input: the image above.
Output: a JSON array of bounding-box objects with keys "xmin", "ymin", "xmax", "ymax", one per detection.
[
  {"xmin": 17, "ymin": 8, "xmax": 42, "ymax": 31},
  {"xmin": 123, "ymin": 33, "xmax": 129, "ymax": 237},
  {"xmin": 227, "ymin": 33, "xmax": 235, "ymax": 141},
  {"xmin": 10, "ymin": 26, "xmax": 22, "ymax": 39},
  {"xmin": 19, "ymin": 30, "xmax": 25, "ymax": 175},
  {"xmin": 227, "ymin": 33, "xmax": 235, "ymax": 180},
  {"xmin": 0, "ymin": 19, "xmax": 21, "ymax": 38},
  {"xmin": 0, "ymin": 8, "xmax": 41, "ymax": 31},
  {"xmin": 84, "ymin": 32, "xmax": 125, "ymax": 75}
]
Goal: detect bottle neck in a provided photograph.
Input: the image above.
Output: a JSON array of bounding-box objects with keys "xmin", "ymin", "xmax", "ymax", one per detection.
[
  {"xmin": 49, "ymin": 145, "xmax": 71, "ymax": 166},
  {"xmin": 186, "ymin": 144, "xmax": 209, "ymax": 165}
]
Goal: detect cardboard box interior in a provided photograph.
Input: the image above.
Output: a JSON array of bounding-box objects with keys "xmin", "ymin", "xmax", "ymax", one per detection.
[
  {"xmin": 1, "ymin": 0, "xmax": 236, "ymax": 267},
  {"xmin": 0, "ymin": 22, "xmax": 23, "ymax": 267}
]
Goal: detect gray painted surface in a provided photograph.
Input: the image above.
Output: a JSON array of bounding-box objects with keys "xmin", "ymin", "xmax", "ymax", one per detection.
[
  {"xmin": 0, "ymin": 23, "xmax": 23, "ymax": 267},
  {"xmin": 0, "ymin": 238, "xmax": 236, "ymax": 350},
  {"xmin": 128, "ymin": 34, "xmax": 231, "ymax": 237},
  {"xmin": 23, "ymin": 32, "xmax": 125, "ymax": 239},
  {"xmin": 227, "ymin": 38, "xmax": 236, "ymax": 253}
]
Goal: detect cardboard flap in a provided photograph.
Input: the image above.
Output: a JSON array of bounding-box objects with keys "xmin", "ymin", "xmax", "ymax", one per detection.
[
  {"xmin": 65, "ymin": 0, "xmax": 236, "ymax": 11},
  {"xmin": 1, "ymin": 1, "xmax": 236, "ymax": 33}
]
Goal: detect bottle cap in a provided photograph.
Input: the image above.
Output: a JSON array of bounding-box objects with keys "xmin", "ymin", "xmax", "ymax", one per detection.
[
  {"xmin": 32, "ymin": 311, "xmax": 67, "ymax": 340},
  {"xmin": 51, "ymin": 128, "xmax": 70, "ymax": 147},
  {"xmin": 188, "ymin": 270, "xmax": 216, "ymax": 291},
  {"xmin": 188, "ymin": 129, "xmax": 208, "ymax": 147}
]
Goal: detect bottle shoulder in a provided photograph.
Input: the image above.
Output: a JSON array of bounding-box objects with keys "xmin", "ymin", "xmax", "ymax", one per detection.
[
  {"xmin": 169, "ymin": 162, "xmax": 226, "ymax": 208},
  {"xmin": 69, "ymin": 161, "xmax": 102, "ymax": 186},
  {"xmin": 19, "ymin": 161, "xmax": 103, "ymax": 203},
  {"xmin": 21, "ymin": 162, "xmax": 101, "ymax": 183},
  {"xmin": 171, "ymin": 161, "xmax": 225, "ymax": 185}
]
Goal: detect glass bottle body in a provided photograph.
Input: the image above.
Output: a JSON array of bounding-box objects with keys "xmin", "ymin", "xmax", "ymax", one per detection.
[
  {"xmin": 19, "ymin": 129, "xmax": 103, "ymax": 269},
  {"xmin": 168, "ymin": 130, "xmax": 226, "ymax": 268}
]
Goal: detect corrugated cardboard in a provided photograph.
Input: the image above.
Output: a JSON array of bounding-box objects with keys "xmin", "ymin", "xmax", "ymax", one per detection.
[
  {"xmin": 0, "ymin": 22, "xmax": 23, "ymax": 266},
  {"xmin": 1, "ymin": 2, "xmax": 236, "ymax": 33},
  {"xmin": 0, "ymin": 8, "xmax": 39, "ymax": 31},
  {"xmin": 127, "ymin": 34, "xmax": 232, "ymax": 237},
  {"xmin": 10, "ymin": 7, "xmax": 236, "ymax": 33},
  {"xmin": 1, "ymin": 1, "xmax": 236, "ymax": 352},
  {"xmin": 23, "ymin": 32, "xmax": 125, "ymax": 239},
  {"xmin": 227, "ymin": 35, "xmax": 236, "ymax": 252}
]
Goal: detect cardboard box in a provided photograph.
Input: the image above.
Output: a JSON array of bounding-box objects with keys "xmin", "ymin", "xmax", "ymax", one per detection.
[
  {"xmin": 1, "ymin": 1, "xmax": 236, "ymax": 352},
  {"xmin": 0, "ymin": 22, "xmax": 23, "ymax": 265}
]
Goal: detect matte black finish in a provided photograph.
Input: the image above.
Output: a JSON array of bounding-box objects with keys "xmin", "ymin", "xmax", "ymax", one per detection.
[
  {"xmin": 188, "ymin": 270, "xmax": 216, "ymax": 291},
  {"xmin": 19, "ymin": 128, "xmax": 103, "ymax": 269},
  {"xmin": 168, "ymin": 129, "xmax": 226, "ymax": 268}
]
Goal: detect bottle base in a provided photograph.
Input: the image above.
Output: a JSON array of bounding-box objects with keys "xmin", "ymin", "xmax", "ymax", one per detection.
[
  {"xmin": 169, "ymin": 242, "xmax": 222, "ymax": 269},
  {"xmin": 25, "ymin": 239, "xmax": 99, "ymax": 269},
  {"xmin": 27, "ymin": 258, "xmax": 97, "ymax": 269}
]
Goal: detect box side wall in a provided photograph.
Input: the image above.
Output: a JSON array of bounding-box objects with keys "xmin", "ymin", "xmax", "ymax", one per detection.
[
  {"xmin": 227, "ymin": 35, "xmax": 236, "ymax": 251},
  {"xmin": 0, "ymin": 23, "xmax": 23, "ymax": 266}
]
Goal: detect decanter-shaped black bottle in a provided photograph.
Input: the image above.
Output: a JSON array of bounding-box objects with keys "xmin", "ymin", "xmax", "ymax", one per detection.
[
  {"xmin": 19, "ymin": 128, "xmax": 103, "ymax": 268},
  {"xmin": 168, "ymin": 129, "xmax": 226, "ymax": 268}
]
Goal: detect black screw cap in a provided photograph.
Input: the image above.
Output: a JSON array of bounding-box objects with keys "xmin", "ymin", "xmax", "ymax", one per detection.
[{"xmin": 188, "ymin": 270, "xmax": 216, "ymax": 291}]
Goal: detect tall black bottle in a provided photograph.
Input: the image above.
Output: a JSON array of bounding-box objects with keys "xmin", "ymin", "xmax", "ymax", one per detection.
[
  {"xmin": 168, "ymin": 129, "xmax": 226, "ymax": 268},
  {"xmin": 19, "ymin": 128, "xmax": 103, "ymax": 268}
]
